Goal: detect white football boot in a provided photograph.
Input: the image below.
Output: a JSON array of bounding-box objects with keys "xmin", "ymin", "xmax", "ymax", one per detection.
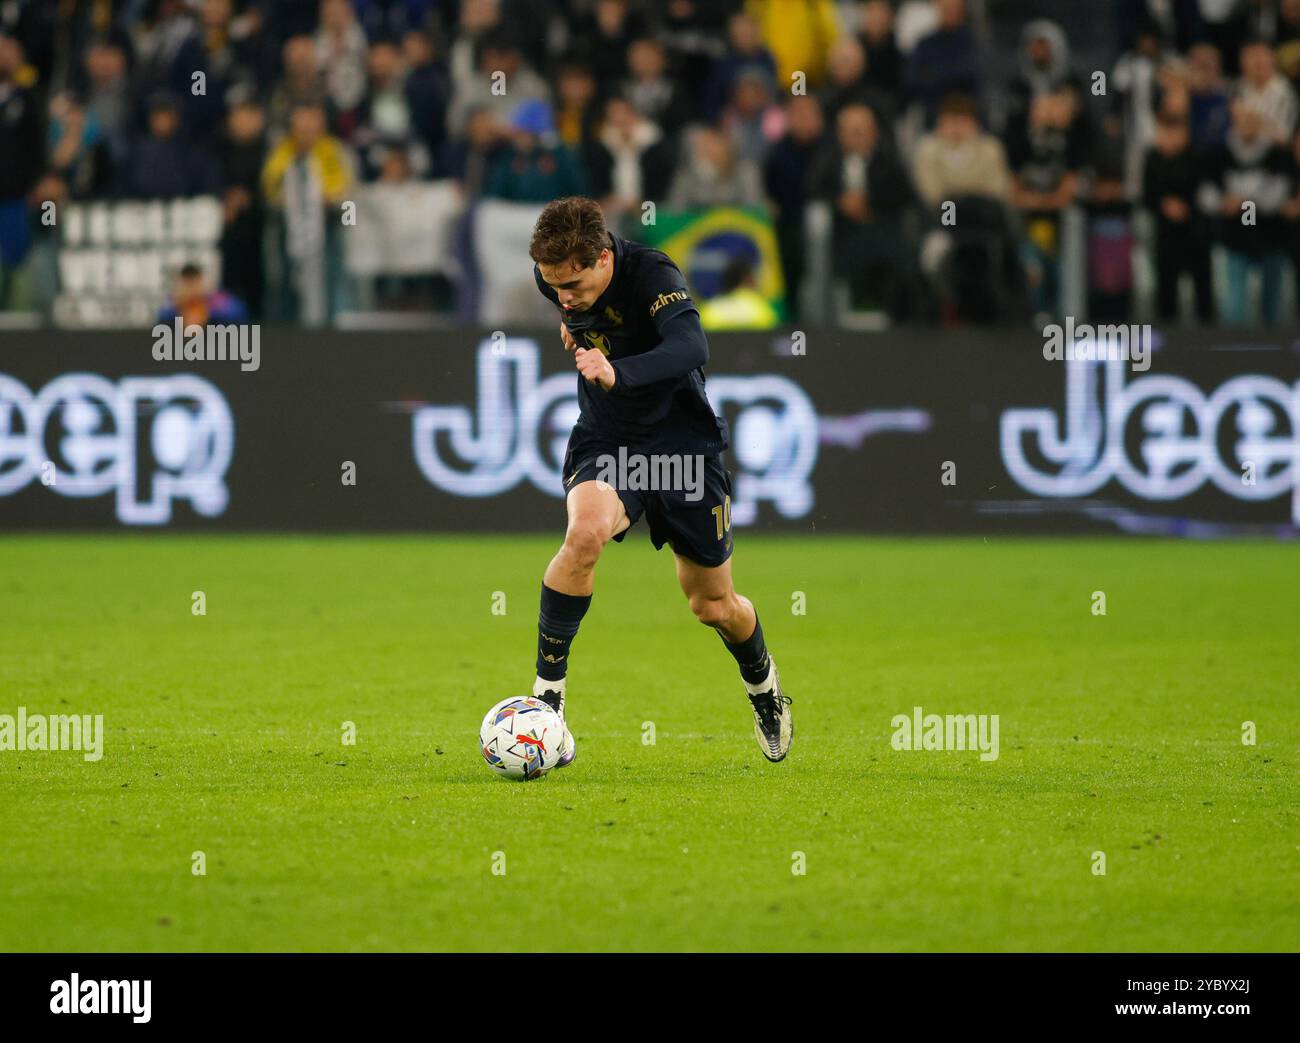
[
  {"xmin": 533, "ymin": 676, "xmax": 576, "ymax": 768},
  {"xmin": 745, "ymin": 659, "xmax": 792, "ymax": 762}
]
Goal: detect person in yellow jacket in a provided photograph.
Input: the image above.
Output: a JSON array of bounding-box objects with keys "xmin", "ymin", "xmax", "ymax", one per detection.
[
  {"xmin": 261, "ymin": 102, "xmax": 354, "ymax": 323},
  {"xmin": 745, "ymin": 0, "xmax": 840, "ymax": 92},
  {"xmin": 261, "ymin": 102, "xmax": 353, "ymax": 205},
  {"xmin": 699, "ymin": 256, "xmax": 781, "ymax": 330}
]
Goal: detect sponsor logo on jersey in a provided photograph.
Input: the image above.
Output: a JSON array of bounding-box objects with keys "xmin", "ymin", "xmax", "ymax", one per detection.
[{"xmin": 648, "ymin": 290, "xmax": 690, "ymax": 317}]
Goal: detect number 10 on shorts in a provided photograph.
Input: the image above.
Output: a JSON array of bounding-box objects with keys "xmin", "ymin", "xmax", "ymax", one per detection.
[{"xmin": 712, "ymin": 495, "xmax": 732, "ymax": 540}]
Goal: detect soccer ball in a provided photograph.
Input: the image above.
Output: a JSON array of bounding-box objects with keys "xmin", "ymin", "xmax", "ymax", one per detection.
[{"xmin": 479, "ymin": 696, "xmax": 568, "ymax": 781}]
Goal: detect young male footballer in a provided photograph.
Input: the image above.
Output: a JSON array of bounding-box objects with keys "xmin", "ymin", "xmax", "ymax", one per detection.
[{"xmin": 526, "ymin": 196, "xmax": 792, "ymax": 765}]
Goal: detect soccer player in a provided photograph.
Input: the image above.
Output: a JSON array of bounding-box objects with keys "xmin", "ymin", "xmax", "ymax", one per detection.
[{"xmin": 527, "ymin": 196, "xmax": 792, "ymax": 765}]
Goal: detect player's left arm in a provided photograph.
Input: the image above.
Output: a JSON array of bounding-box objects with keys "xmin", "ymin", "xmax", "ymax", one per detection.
[{"xmin": 605, "ymin": 259, "xmax": 708, "ymax": 393}]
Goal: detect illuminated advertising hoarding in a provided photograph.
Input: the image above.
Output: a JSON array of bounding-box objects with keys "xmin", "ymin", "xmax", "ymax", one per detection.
[{"xmin": 1, "ymin": 328, "xmax": 1296, "ymax": 535}]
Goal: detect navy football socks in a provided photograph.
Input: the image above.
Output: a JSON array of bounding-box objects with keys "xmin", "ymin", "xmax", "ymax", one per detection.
[
  {"xmin": 721, "ymin": 613, "xmax": 771, "ymax": 686},
  {"xmin": 536, "ymin": 583, "xmax": 592, "ymax": 682}
]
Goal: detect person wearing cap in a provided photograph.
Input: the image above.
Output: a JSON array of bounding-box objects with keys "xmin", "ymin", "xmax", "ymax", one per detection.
[{"xmin": 482, "ymin": 99, "xmax": 588, "ymax": 202}]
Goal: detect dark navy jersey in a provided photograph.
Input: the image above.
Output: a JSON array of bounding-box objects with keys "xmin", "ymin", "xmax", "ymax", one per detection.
[{"xmin": 534, "ymin": 232, "xmax": 730, "ymax": 455}]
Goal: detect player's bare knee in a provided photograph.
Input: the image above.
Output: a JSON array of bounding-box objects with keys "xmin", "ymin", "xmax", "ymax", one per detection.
[
  {"xmin": 563, "ymin": 524, "xmax": 607, "ymax": 570},
  {"xmin": 690, "ymin": 592, "xmax": 731, "ymax": 628}
]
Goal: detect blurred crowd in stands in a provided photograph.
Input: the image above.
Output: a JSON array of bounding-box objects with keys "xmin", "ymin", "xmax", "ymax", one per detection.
[{"xmin": 2, "ymin": 0, "xmax": 1300, "ymax": 326}]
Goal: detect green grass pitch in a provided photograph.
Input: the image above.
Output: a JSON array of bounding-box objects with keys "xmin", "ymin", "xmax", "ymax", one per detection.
[{"xmin": 1, "ymin": 534, "xmax": 1295, "ymax": 952}]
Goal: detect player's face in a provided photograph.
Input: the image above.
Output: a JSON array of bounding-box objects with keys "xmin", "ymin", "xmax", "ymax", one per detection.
[{"xmin": 538, "ymin": 249, "xmax": 611, "ymax": 312}]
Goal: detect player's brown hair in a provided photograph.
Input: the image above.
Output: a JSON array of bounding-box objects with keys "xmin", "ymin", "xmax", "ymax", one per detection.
[{"xmin": 529, "ymin": 196, "xmax": 608, "ymax": 270}]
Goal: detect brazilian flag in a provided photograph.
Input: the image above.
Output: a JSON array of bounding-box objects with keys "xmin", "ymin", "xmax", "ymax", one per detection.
[{"xmin": 637, "ymin": 206, "xmax": 788, "ymax": 320}]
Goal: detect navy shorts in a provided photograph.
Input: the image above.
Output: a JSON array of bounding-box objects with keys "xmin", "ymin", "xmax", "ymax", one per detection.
[{"xmin": 561, "ymin": 434, "xmax": 735, "ymax": 568}]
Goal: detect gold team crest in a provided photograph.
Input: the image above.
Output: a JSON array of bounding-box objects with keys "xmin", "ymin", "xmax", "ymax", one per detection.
[{"xmin": 584, "ymin": 331, "xmax": 611, "ymax": 356}]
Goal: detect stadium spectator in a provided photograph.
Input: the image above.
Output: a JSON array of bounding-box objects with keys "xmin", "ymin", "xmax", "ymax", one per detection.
[
  {"xmin": 819, "ymin": 36, "xmax": 895, "ymax": 131},
  {"xmin": 807, "ymin": 102, "xmax": 916, "ymax": 316},
  {"xmin": 1111, "ymin": 18, "xmax": 1170, "ymax": 193},
  {"xmin": 81, "ymin": 40, "xmax": 132, "ymax": 171},
  {"xmin": 667, "ymin": 125, "xmax": 764, "ymax": 210},
  {"xmin": 23, "ymin": 171, "xmax": 67, "ymax": 314},
  {"xmin": 1143, "ymin": 111, "xmax": 1215, "ymax": 322},
  {"xmin": 904, "ymin": 0, "xmax": 980, "ymax": 125},
  {"xmin": 216, "ymin": 94, "xmax": 268, "ymax": 318},
  {"xmin": 660, "ymin": 0, "xmax": 738, "ymax": 101},
  {"xmin": 483, "ymin": 99, "xmax": 588, "ymax": 202},
  {"xmin": 1187, "ymin": 42, "xmax": 1232, "ymax": 150},
  {"xmin": 1155, "ymin": 53, "xmax": 1193, "ymax": 121},
  {"xmin": 912, "ymin": 93, "xmax": 1016, "ymax": 321},
  {"xmin": 1203, "ymin": 101, "xmax": 1294, "ymax": 324},
  {"xmin": 857, "ymin": 0, "xmax": 902, "ymax": 96},
  {"xmin": 354, "ymin": 37, "xmax": 423, "ymax": 180},
  {"xmin": 120, "ymin": 91, "xmax": 220, "ymax": 199},
  {"xmin": 1084, "ymin": 111, "xmax": 1136, "ymax": 322},
  {"xmin": 720, "ymin": 68, "xmax": 783, "ymax": 168},
  {"xmin": 402, "ymin": 29, "xmax": 451, "ymax": 172},
  {"xmin": 447, "ymin": 31, "xmax": 549, "ymax": 138},
  {"xmin": 1006, "ymin": 19, "xmax": 1090, "ymax": 173},
  {"xmin": 747, "ymin": 0, "xmax": 840, "ymax": 93},
  {"xmin": 178, "ymin": 0, "xmax": 259, "ymax": 138},
  {"xmin": 554, "ymin": 58, "xmax": 602, "ymax": 152},
  {"xmin": 623, "ymin": 37, "xmax": 692, "ymax": 138},
  {"xmin": 596, "ymin": 95, "xmax": 676, "ymax": 221},
  {"xmin": 0, "ymin": 31, "xmax": 39, "ymax": 309},
  {"xmin": 47, "ymin": 91, "xmax": 113, "ymax": 200},
  {"xmin": 261, "ymin": 101, "xmax": 355, "ymax": 324},
  {"xmin": 566, "ymin": 0, "xmax": 647, "ymax": 96},
  {"xmin": 1010, "ymin": 19, "xmax": 1082, "ymax": 113},
  {"xmin": 266, "ymin": 34, "xmax": 327, "ymax": 142},
  {"xmin": 763, "ymin": 93, "xmax": 826, "ymax": 319},
  {"xmin": 1235, "ymin": 38, "xmax": 1298, "ymax": 143},
  {"xmin": 1008, "ymin": 88, "xmax": 1082, "ymax": 323},
  {"xmin": 698, "ymin": 255, "xmax": 780, "ymax": 330},
  {"xmin": 131, "ymin": 3, "xmax": 202, "ymax": 111},
  {"xmin": 439, "ymin": 105, "xmax": 508, "ymax": 197},
  {"xmin": 553, "ymin": 59, "xmax": 610, "ymax": 196},
  {"xmin": 315, "ymin": 0, "xmax": 369, "ymax": 133},
  {"xmin": 913, "ymin": 94, "xmax": 1011, "ymax": 208},
  {"xmin": 702, "ymin": 12, "xmax": 778, "ymax": 125},
  {"xmin": 156, "ymin": 261, "xmax": 248, "ymax": 326},
  {"xmin": 447, "ymin": 0, "xmax": 502, "ymax": 103}
]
